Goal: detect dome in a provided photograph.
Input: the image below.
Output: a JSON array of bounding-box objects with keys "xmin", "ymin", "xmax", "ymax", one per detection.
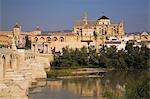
[{"xmin": 97, "ymin": 16, "xmax": 109, "ymax": 20}]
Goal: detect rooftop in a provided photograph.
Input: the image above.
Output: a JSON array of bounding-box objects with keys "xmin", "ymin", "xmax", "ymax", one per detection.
[{"xmin": 97, "ymin": 16, "xmax": 110, "ymax": 20}]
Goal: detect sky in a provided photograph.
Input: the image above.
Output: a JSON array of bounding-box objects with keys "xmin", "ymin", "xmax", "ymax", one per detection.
[
  {"xmin": 0, "ymin": 0, "xmax": 150, "ymax": 33},
  {"xmin": 0, "ymin": 0, "xmax": 1, "ymax": 30}
]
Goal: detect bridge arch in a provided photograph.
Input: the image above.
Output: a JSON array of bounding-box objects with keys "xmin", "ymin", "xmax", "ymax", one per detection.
[
  {"xmin": 10, "ymin": 54, "xmax": 13, "ymax": 69},
  {"xmin": 0, "ymin": 55, "xmax": 6, "ymax": 78}
]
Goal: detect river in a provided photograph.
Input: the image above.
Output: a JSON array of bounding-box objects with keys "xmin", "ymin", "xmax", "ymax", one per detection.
[{"xmin": 29, "ymin": 70, "xmax": 149, "ymax": 99}]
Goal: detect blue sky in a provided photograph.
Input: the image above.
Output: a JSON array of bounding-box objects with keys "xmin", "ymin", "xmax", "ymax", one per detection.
[
  {"xmin": 1, "ymin": 0, "xmax": 150, "ymax": 33},
  {"xmin": 0, "ymin": 0, "xmax": 2, "ymax": 30}
]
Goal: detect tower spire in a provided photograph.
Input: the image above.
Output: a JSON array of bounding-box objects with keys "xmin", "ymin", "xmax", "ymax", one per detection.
[{"xmin": 82, "ymin": 12, "xmax": 88, "ymax": 24}]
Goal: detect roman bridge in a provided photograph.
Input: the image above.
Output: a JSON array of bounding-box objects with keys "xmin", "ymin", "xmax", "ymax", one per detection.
[
  {"xmin": 0, "ymin": 48, "xmax": 50, "ymax": 98},
  {"xmin": 0, "ymin": 48, "xmax": 36, "ymax": 80}
]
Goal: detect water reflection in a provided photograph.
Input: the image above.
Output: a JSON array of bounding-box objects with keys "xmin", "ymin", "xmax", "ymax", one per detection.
[
  {"xmin": 101, "ymin": 70, "xmax": 149, "ymax": 99},
  {"xmin": 61, "ymin": 78, "xmax": 104, "ymax": 98},
  {"xmin": 29, "ymin": 70, "xmax": 149, "ymax": 99}
]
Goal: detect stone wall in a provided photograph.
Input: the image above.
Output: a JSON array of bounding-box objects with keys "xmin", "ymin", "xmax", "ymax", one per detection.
[{"xmin": 0, "ymin": 48, "xmax": 50, "ymax": 99}]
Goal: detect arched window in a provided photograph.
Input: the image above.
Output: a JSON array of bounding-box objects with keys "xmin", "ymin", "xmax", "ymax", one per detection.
[
  {"xmin": 60, "ymin": 37, "xmax": 64, "ymax": 42},
  {"xmin": 47, "ymin": 37, "xmax": 51, "ymax": 42},
  {"xmin": 53, "ymin": 37, "xmax": 58, "ymax": 41},
  {"xmin": 10, "ymin": 54, "xmax": 13, "ymax": 69},
  {"xmin": 35, "ymin": 37, "xmax": 38, "ymax": 42},
  {"xmin": 40, "ymin": 37, "xmax": 45, "ymax": 42},
  {"xmin": 102, "ymin": 28, "xmax": 106, "ymax": 35},
  {"xmin": 40, "ymin": 37, "xmax": 45, "ymax": 40}
]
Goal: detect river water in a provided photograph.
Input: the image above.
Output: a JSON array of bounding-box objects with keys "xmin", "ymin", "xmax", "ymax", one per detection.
[{"xmin": 29, "ymin": 70, "xmax": 149, "ymax": 99}]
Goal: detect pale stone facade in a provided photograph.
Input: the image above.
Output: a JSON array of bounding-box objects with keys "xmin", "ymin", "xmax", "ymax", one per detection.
[
  {"xmin": 0, "ymin": 14, "xmax": 149, "ymax": 53},
  {"xmin": 0, "ymin": 35, "xmax": 11, "ymax": 47},
  {"xmin": 74, "ymin": 13, "xmax": 124, "ymax": 36},
  {"xmin": 0, "ymin": 13, "xmax": 149, "ymax": 99},
  {"xmin": 0, "ymin": 47, "xmax": 50, "ymax": 99}
]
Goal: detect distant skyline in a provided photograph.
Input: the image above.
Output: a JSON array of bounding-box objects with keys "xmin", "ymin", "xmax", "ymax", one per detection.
[{"xmin": 0, "ymin": 0, "xmax": 150, "ymax": 33}]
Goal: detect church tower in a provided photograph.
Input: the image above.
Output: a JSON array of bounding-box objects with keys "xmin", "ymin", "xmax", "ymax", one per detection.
[
  {"xmin": 119, "ymin": 20, "xmax": 125, "ymax": 35},
  {"xmin": 13, "ymin": 23, "xmax": 21, "ymax": 45},
  {"xmin": 82, "ymin": 12, "xmax": 88, "ymax": 25},
  {"xmin": 34, "ymin": 26, "xmax": 41, "ymax": 35}
]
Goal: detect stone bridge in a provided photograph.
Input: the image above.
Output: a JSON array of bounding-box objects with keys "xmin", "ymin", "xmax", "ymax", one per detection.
[
  {"xmin": 0, "ymin": 48, "xmax": 19, "ymax": 79},
  {"xmin": 0, "ymin": 48, "xmax": 50, "ymax": 99}
]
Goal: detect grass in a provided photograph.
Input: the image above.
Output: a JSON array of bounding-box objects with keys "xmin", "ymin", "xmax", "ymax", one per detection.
[
  {"xmin": 47, "ymin": 66, "xmax": 109, "ymax": 78},
  {"xmin": 46, "ymin": 68, "xmax": 96, "ymax": 78},
  {"xmin": 46, "ymin": 69, "xmax": 75, "ymax": 78}
]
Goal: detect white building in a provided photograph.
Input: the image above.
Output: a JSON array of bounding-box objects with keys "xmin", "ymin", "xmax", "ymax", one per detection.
[{"xmin": 105, "ymin": 37, "xmax": 126, "ymax": 50}]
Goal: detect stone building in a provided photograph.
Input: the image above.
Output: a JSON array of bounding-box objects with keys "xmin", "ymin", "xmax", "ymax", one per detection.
[
  {"xmin": 0, "ymin": 13, "xmax": 149, "ymax": 53},
  {"xmin": 0, "ymin": 35, "xmax": 11, "ymax": 47},
  {"xmin": 0, "ymin": 44, "xmax": 50, "ymax": 99},
  {"xmin": 74, "ymin": 13, "xmax": 124, "ymax": 36}
]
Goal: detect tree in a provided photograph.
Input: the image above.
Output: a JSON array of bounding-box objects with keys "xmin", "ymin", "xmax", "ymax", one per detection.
[
  {"xmin": 89, "ymin": 46, "xmax": 99, "ymax": 66},
  {"xmin": 93, "ymin": 31, "xmax": 98, "ymax": 41},
  {"xmin": 25, "ymin": 35, "xmax": 31, "ymax": 49},
  {"xmin": 52, "ymin": 42, "xmax": 150, "ymax": 70}
]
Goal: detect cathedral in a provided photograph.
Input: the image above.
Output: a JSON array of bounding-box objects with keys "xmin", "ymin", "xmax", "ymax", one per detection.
[
  {"xmin": 0, "ymin": 13, "xmax": 149, "ymax": 53},
  {"xmin": 74, "ymin": 13, "xmax": 124, "ymax": 36}
]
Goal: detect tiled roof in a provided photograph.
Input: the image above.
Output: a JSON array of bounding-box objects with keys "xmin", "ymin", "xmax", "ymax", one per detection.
[{"xmin": 97, "ymin": 16, "xmax": 109, "ymax": 20}]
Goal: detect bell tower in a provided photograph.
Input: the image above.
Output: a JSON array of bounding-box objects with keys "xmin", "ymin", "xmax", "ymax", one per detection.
[
  {"xmin": 119, "ymin": 20, "xmax": 125, "ymax": 35},
  {"xmin": 82, "ymin": 12, "xmax": 88, "ymax": 25},
  {"xmin": 34, "ymin": 26, "xmax": 41, "ymax": 35},
  {"xmin": 13, "ymin": 22, "xmax": 21, "ymax": 45}
]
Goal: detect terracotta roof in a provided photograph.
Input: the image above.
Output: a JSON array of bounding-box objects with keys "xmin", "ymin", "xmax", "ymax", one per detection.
[{"xmin": 98, "ymin": 16, "xmax": 109, "ymax": 20}]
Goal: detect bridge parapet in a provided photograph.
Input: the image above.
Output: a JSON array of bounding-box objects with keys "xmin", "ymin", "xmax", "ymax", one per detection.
[{"xmin": 0, "ymin": 48, "xmax": 18, "ymax": 79}]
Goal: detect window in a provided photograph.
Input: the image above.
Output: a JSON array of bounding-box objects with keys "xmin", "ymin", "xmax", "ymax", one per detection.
[
  {"xmin": 53, "ymin": 37, "xmax": 58, "ymax": 41},
  {"xmin": 60, "ymin": 37, "xmax": 64, "ymax": 42},
  {"xmin": 47, "ymin": 37, "xmax": 51, "ymax": 42}
]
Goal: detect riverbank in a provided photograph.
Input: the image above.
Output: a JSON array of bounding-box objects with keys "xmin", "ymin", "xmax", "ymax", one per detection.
[
  {"xmin": 30, "ymin": 70, "xmax": 149, "ymax": 99},
  {"xmin": 47, "ymin": 68, "xmax": 111, "ymax": 78}
]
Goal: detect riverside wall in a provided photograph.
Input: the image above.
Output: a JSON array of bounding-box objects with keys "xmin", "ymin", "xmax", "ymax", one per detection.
[{"xmin": 0, "ymin": 48, "xmax": 50, "ymax": 99}]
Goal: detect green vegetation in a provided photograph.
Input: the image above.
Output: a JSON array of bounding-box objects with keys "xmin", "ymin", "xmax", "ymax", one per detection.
[
  {"xmin": 50, "ymin": 42, "xmax": 150, "ymax": 98},
  {"xmin": 0, "ymin": 44, "xmax": 8, "ymax": 48},
  {"xmin": 52, "ymin": 47, "xmax": 91, "ymax": 68},
  {"xmin": 101, "ymin": 70, "xmax": 150, "ymax": 99},
  {"xmin": 47, "ymin": 69, "xmax": 74, "ymax": 77},
  {"xmin": 125, "ymin": 71, "xmax": 150, "ymax": 99},
  {"xmin": 46, "ymin": 69, "xmax": 95, "ymax": 78},
  {"xmin": 52, "ymin": 42, "xmax": 150, "ymax": 70},
  {"xmin": 25, "ymin": 35, "xmax": 31, "ymax": 49}
]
